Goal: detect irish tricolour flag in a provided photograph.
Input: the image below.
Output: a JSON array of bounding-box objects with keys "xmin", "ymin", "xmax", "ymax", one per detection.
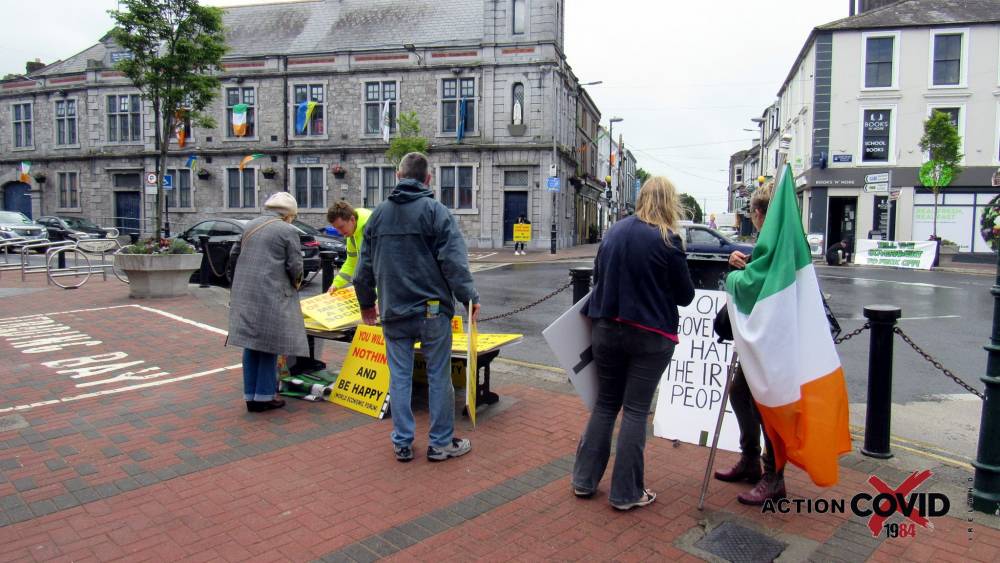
[{"xmin": 726, "ymin": 164, "xmax": 851, "ymax": 487}]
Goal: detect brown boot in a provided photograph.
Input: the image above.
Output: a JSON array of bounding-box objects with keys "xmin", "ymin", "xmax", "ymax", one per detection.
[
  {"xmin": 714, "ymin": 456, "xmax": 762, "ymax": 483},
  {"xmin": 737, "ymin": 472, "xmax": 786, "ymax": 506}
]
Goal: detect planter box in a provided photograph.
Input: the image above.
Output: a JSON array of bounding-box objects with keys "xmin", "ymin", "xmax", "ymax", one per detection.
[{"xmin": 114, "ymin": 253, "xmax": 203, "ymax": 298}]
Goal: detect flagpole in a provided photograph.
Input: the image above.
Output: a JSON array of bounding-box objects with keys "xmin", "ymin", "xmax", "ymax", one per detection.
[{"xmin": 698, "ymin": 351, "xmax": 740, "ymax": 511}]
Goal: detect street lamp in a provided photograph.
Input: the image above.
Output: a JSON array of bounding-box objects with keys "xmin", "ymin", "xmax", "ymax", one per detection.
[
  {"xmin": 607, "ymin": 117, "xmax": 623, "ymax": 230},
  {"xmin": 750, "ymin": 117, "xmax": 766, "ymax": 180},
  {"xmin": 580, "ymin": 81, "xmax": 603, "ymax": 87}
]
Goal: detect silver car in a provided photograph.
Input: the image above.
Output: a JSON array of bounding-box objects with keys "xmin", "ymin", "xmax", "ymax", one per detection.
[{"xmin": 0, "ymin": 211, "xmax": 47, "ymax": 241}]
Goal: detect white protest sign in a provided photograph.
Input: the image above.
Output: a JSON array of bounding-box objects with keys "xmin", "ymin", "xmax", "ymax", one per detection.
[
  {"xmin": 653, "ymin": 290, "xmax": 744, "ymax": 452},
  {"xmin": 853, "ymin": 239, "xmax": 937, "ymax": 270},
  {"xmin": 542, "ymin": 292, "xmax": 597, "ymax": 411}
]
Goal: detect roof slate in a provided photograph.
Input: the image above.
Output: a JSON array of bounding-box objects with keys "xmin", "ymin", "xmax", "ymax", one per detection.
[{"xmin": 819, "ymin": 0, "xmax": 1000, "ymax": 30}]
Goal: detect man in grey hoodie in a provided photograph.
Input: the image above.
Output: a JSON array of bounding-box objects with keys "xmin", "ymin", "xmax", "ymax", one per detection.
[{"xmin": 354, "ymin": 152, "xmax": 481, "ymax": 463}]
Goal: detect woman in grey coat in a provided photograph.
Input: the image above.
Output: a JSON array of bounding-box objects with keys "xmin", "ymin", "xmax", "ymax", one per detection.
[{"xmin": 228, "ymin": 192, "xmax": 310, "ymax": 412}]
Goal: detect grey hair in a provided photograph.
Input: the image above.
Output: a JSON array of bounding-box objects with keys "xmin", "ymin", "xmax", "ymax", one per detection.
[{"xmin": 398, "ymin": 152, "xmax": 429, "ymax": 181}]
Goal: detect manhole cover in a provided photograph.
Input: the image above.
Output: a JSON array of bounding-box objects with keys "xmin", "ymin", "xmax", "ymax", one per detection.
[
  {"xmin": 0, "ymin": 414, "xmax": 29, "ymax": 433},
  {"xmin": 694, "ymin": 521, "xmax": 787, "ymax": 563}
]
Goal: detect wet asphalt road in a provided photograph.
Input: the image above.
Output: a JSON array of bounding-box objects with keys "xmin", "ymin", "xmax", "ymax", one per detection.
[{"xmin": 470, "ymin": 260, "xmax": 993, "ymax": 405}]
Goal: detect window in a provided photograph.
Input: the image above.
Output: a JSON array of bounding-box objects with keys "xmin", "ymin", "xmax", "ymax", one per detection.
[
  {"xmin": 504, "ymin": 170, "xmax": 529, "ymax": 188},
  {"xmin": 364, "ymin": 167, "xmax": 397, "ymax": 207},
  {"xmin": 734, "ymin": 166, "xmax": 743, "ymax": 184},
  {"xmin": 862, "ymin": 109, "xmax": 892, "ymax": 163},
  {"xmin": 512, "ymin": 82, "xmax": 524, "ymax": 125},
  {"xmin": 166, "ymin": 169, "xmax": 192, "ymax": 208},
  {"xmin": 226, "ymin": 87, "xmax": 256, "ymax": 138},
  {"xmin": 688, "ymin": 228, "xmax": 719, "ymax": 246},
  {"xmin": 55, "ymin": 100, "xmax": 77, "ymax": 146},
  {"xmin": 928, "ymin": 107, "xmax": 963, "ymax": 161},
  {"xmin": 512, "ymin": 0, "xmax": 526, "ymax": 34},
  {"xmin": 58, "ymin": 172, "xmax": 79, "ymax": 209},
  {"xmin": 439, "ymin": 165, "xmax": 474, "ymax": 210},
  {"xmin": 113, "ymin": 173, "xmax": 142, "ymax": 189},
  {"xmin": 293, "ymin": 167, "xmax": 325, "ymax": 209},
  {"xmin": 107, "ymin": 94, "xmax": 142, "ymax": 143},
  {"xmin": 293, "ymin": 84, "xmax": 325, "ymax": 136},
  {"xmin": 226, "ymin": 168, "xmax": 256, "ymax": 208},
  {"xmin": 864, "ymin": 35, "xmax": 894, "ymax": 88},
  {"xmin": 441, "ymin": 78, "xmax": 475, "ymax": 134},
  {"xmin": 932, "ymin": 33, "xmax": 962, "ymax": 86},
  {"xmin": 173, "ymin": 111, "xmax": 191, "ymax": 145},
  {"xmin": 364, "ymin": 81, "xmax": 397, "ymax": 136},
  {"xmin": 12, "ymin": 103, "xmax": 32, "ymax": 148}
]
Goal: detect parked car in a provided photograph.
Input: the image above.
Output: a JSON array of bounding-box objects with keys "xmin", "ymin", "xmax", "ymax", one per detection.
[
  {"xmin": 37, "ymin": 216, "xmax": 114, "ymax": 241},
  {"xmin": 0, "ymin": 211, "xmax": 47, "ymax": 242},
  {"xmin": 678, "ymin": 222, "xmax": 754, "ymax": 290},
  {"xmin": 717, "ymin": 225, "xmax": 739, "ymax": 238},
  {"xmin": 176, "ymin": 218, "xmax": 323, "ymax": 286},
  {"xmin": 292, "ymin": 220, "xmax": 347, "ymax": 266}
]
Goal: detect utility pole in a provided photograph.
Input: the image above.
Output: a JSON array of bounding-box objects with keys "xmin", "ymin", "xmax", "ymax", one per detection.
[{"xmin": 551, "ymin": 67, "xmax": 559, "ymax": 255}]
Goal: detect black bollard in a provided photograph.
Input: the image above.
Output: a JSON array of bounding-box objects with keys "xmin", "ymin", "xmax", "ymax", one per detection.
[
  {"xmin": 320, "ymin": 251, "xmax": 336, "ymax": 293},
  {"xmin": 198, "ymin": 235, "xmax": 211, "ymax": 288},
  {"xmin": 972, "ymin": 249, "xmax": 1000, "ymax": 513},
  {"xmin": 570, "ymin": 267, "xmax": 593, "ymax": 304},
  {"xmin": 550, "ymin": 224, "xmax": 557, "ymax": 255},
  {"xmin": 57, "ymin": 248, "xmax": 66, "ymax": 270},
  {"xmin": 129, "ymin": 233, "xmax": 139, "ymax": 245},
  {"xmin": 861, "ymin": 304, "xmax": 902, "ymax": 459}
]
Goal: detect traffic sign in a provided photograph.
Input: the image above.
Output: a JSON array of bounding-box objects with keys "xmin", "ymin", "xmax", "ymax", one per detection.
[
  {"xmin": 634, "ymin": 178, "xmax": 641, "ymax": 191},
  {"xmin": 546, "ymin": 176, "xmax": 560, "ymax": 192},
  {"xmin": 865, "ymin": 173, "xmax": 889, "ymax": 183},
  {"xmin": 863, "ymin": 182, "xmax": 889, "ymax": 193},
  {"xmin": 889, "ymin": 187, "xmax": 901, "ymax": 201},
  {"xmin": 163, "ymin": 174, "xmax": 173, "ymax": 190},
  {"xmin": 146, "ymin": 172, "xmax": 157, "ymax": 185}
]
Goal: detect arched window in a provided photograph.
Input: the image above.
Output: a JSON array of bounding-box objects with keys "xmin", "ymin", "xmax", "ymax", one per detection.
[
  {"xmin": 512, "ymin": 0, "xmax": 526, "ymax": 34},
  {"xmin": 512, "ymin": 82, "xmax": 524, "ymax": 125}
]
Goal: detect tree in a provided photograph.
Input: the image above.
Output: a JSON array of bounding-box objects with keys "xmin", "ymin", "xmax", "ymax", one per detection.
[
  {"xmin": 918, "ymin": 110, "xmax": 963, "ymax": 239},
  {"xmin": 385, "ymin": 111, "xmax": 429, "ymax": 166},
  {"xmin": 635, "ymin": 168, "xmax": 651, "ymax": 188},
  {"xmin": 110, "ymin": 0, "xmax": 226, "ymax": 239},
  {"xmin": 679, "ymin": 193, "xmax": 703, "ymax": 223}
]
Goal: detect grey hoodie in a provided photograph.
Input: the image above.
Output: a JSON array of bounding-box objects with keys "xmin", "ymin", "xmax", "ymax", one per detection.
[{"xmin": 354, "ymin": 178, "xmax": 479, "ymax": 323}]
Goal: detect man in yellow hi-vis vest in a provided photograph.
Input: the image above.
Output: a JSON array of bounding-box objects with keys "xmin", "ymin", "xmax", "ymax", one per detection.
[{"xmin": 326, "ymin": 201, "xmax": 372, "ymax": 291}]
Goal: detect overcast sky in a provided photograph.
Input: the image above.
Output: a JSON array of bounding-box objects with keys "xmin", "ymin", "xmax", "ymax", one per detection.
[{"xmin": 3, "ymin": 0, "xmax": 849, "ymax": 215}]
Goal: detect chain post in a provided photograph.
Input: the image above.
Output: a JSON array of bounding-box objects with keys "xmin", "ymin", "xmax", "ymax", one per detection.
[
  {"xmin": 861, "ymin": 304, "xmax": 902, "ymax": 459},
  {"xmin": 569, "ymin": 267, "xmax": 592, "ymax": 304},
  {"xmin": 198, "ymin": 235, "xmax": 211, "ymax": 288},
  {"xmin": 973, "ymin": 249, "xmax": 1000, "ymax": 514},
  {"xmin": 480, "ymin": 281, "xmax": 572, "ymax": 323}
]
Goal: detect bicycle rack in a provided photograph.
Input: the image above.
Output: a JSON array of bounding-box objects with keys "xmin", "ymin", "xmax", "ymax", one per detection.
[
  {"xmin": 46, "ymin": 239, "xmax": 127, "ymax": 289},
  {"xmin": 15, "ymin": 240, "xmax": 76, "ymax": 281},
  {"xmin": 0, "ymin": 238, "xmax": 51, "ymax": 274}
]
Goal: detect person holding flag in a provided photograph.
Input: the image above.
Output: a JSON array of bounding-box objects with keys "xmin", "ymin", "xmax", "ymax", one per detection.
[
  {"xmin": 326, "ymin": 201, "xmax": 372, "ymax": 291},
  {"xmin": 718, "ymin": 166, "xmax": 851, "ymax": 505}
]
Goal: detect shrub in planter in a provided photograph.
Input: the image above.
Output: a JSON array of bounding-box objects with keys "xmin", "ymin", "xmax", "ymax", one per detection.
[{"xmin": 115, "ymin": 238, "xmax": 201, "ymax": 298}]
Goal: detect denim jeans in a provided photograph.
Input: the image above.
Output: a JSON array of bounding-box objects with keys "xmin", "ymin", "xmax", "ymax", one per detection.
[
  {"xmin": 383, "ymin": 314, "xmax": 454, "ymax": 449},
  {"xmin": 729, "ymin": 366, "xmax": 777, "ymax": 474},
  {"xmin": 572, "ymin": 319, "xmax": 676, "ymax": 505},
  {"xmin": 243, "ymin": 348, "xmax": 278, "ymax": 401}
]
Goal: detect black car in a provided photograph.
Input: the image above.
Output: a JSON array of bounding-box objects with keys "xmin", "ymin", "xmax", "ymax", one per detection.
[
  {"xmin": 679, "ymin": 222, "xmax": 755, "ymax": 290},
  {"xmin": 292, "ymin": 220, "xmax": 347, "ymax": 266},
  {"xmin": 37, "ymin": 216, "xmax": 113, "ymax": 241},
  {"xmin": 177, "ymin": 218, "xmax": 323, "ymax": 286}
]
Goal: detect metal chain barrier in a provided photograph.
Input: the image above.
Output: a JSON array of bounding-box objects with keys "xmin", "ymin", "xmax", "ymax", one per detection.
[
  {"xmin": 893, "ymin": 326, "xmax": 985, "ymax": 400},
  {"xmin": 834, "ymin": 322, "xmax": 870, "ymax": 344},
  {"xmin": 480, "ymin": 281, "xmax": 572, "ymax": 322}
]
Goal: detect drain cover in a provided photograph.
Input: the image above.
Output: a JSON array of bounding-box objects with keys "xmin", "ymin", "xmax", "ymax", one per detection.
[
  {"xmin": 694, "ymin": 521, "xmax": 787, "ymax": 563},
  {"xmin": 0, "ymin": 414, "xmax": 29, "ymax": 433}
]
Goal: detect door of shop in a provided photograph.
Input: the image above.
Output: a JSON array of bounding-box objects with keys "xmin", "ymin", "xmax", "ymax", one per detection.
[
  {"xmin": 503, "ymin": 191, "xmax": 527, "ymax": 243},
  {"xmin": 827, "ymin": 197, "xmax": 858, "ymax": 254},
  {"xmin": 2, "ymin": 182, "xmax": 32, "ymax": 218},
  {"xmin": 115, "ymin": 192, "xmax": 141, "ymax": 235}
]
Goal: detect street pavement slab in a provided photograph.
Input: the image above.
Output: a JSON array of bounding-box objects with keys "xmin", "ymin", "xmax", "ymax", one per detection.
[{"xmin": 0, "ymin": 276, "xmax": 996, "ymax": 562}]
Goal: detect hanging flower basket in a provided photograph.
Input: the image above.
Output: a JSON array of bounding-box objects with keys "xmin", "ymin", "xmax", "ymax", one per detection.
[
  {"xmin": 980, "ymin": 194, "xmax": 1000, "ymax": 251},
  {"xmin": 33, "ymin": 173, "xmax": 46, "ymax": 184},
  {"xmin": 261, "ymin": 167, "xmax": 278, "ymax": 179},
  {"xmin": 196, "ymin": 169, "xmax": 211, "ymax": 179},
  {"xmin": 332, "ymin": 164, "xmax": 346, "ymax": 178}
]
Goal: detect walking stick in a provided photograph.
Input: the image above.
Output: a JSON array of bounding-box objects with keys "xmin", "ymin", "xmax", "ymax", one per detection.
[{"xmin": 697, "ymin": 350, "xmax": 740, "ymax": 511}]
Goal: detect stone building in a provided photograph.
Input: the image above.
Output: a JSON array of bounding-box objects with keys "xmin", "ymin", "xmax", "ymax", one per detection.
[{"xmin": 0, "ymin": 0, "xmax": 599, "ymax": 250}]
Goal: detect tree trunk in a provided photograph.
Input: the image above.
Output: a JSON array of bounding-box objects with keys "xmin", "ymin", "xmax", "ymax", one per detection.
[
  {"xmin": 932, "ymin": 188, "xmax": 939, "ymax": 239},
  {"xmin": 152, "ymin": 97, "xmax": 164, "ymax": 240}
]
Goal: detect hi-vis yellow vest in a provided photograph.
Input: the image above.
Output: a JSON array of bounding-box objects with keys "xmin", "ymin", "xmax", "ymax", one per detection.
[{"xmin": 334, "ymin": 207, "xmax": 372, "ymax": 289}]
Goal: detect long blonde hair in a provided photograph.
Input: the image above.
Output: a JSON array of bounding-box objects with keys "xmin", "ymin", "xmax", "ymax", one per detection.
[{"xmin": 635, "ymin": 176, "xmax": 683, "ymax": 242}]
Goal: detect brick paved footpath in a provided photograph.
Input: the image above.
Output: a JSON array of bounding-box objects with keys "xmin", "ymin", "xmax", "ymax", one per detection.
[{"xmin": 0, "ymin": 278, "xmax": 997, "ymax": 562}]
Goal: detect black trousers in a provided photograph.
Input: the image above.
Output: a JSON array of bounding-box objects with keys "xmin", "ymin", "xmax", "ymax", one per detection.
[{"xmin": 729, "ymin": 365, "xmax": 777, "ymax": 474}]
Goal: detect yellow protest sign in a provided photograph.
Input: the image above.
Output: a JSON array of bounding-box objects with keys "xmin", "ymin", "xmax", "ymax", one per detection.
[
  {"xmin": 301, "ymin": 287, "xmax": 361, "ymax": 331},
  {"xmin": 303, "ymin": 315, "xmax": 328, "ymax": 331},
  {"xmin": 451, "ymin": 316, "xmax": 463, "ymax": 333},
  {"xmin": 330, "ymin": 325, "xmax": 391, "ymax": 418},
  {"xmin": 417, "ymin": 332, "xmax": 523, "ymax": 354},
  {"xmin": 513, "ymin": 223, "xmax": 531, "ymax": 242},
  {"xmin": 466, "ymin": 304, "xmax": 477, "ymax": 426}
]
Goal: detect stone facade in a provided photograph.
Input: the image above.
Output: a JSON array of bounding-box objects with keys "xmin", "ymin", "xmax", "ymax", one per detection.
[{"xmin": 0, "ymin": 0, "xmax": 598, "ymax": 250}]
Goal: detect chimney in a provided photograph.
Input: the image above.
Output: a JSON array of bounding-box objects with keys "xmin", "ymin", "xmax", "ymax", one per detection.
[{"xmin": 25, "ymin": 58, "xmax": 45, "ymax": 74}]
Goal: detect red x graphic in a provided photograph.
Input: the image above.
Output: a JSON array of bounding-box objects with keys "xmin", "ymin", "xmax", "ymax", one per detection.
[{"xmin": 865, "ymin": 470, "xmax": 933, "ymax": 537}]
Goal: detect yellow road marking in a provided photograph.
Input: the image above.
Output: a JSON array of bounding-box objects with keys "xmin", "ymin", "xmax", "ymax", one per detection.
[
  {"xmin": 849, "ymin": 432, "xmax": 971, "ymax": 469},
  {"xmin": 494, "ymin": 357, "xmax": 566, "ymax": 375}
]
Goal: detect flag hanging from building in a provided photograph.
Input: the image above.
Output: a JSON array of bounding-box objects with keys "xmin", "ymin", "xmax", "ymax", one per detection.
[
  {"xmin": 295, "ymin": 101, "xmax": 317, "ymax": 134},
  {"xmin": 232, "ymin": 103, "xmax": 249, "ymax": 137},
  {"xmin": 725, "ymin": 164, "xmax": 851, "ymax": 487},
  {"xmin": 174, "ymin": 110, "xmax": 187, "ymax": 149},
  {"xmin": 457, "ymin": 99, "xmax": 468, "ymax": 142},
  {"xmin": 185, "ymin": 154, "xmax": 198, "ymax": 173},
  {"xmin": 380, "ymin": 99, "xmax": 392, "ymax": 143},
  {"xmin": 239, "ymin": 153, "xmax": 264, "ymax": 171},
  {"xmin": 19, "ymin": 162, "xmax": 31, "ymax": 183}
]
